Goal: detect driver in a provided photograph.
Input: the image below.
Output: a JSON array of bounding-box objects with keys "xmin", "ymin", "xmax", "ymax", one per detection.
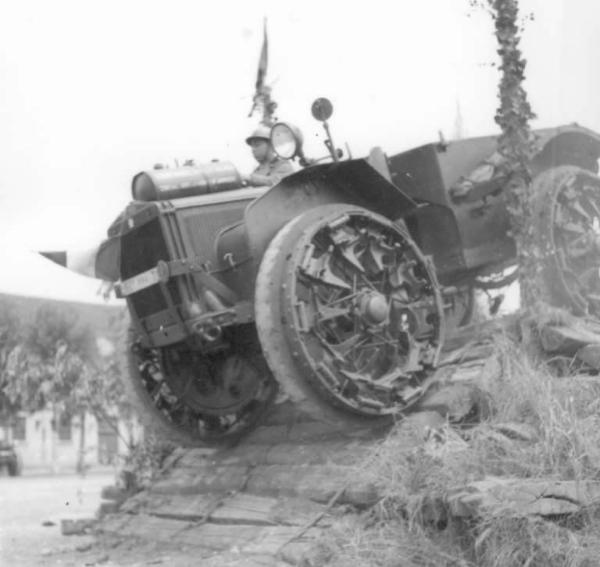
[{"xmin": 243, "ymin": 124, "xmax": 294, "ymax": 187}]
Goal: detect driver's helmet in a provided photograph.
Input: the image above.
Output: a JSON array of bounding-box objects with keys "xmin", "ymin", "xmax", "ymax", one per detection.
[{"xmin": 245, "ymin": 124, "xmax": 271, "ymax": 146}]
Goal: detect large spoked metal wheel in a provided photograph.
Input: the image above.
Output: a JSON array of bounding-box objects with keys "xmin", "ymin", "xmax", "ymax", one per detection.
[
  {"xmin": 122, "ymin": 324, "xmax": 277, "ymax": 447},
  {"xmin": 255, "ymin": 204, "xmax": 444, "ymax": 427},
  {"xmin": 532, "ymin": 166, "xmax": 600, "ymax": 316}
]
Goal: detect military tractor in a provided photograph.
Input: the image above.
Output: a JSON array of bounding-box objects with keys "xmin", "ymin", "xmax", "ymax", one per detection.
[{"xmin": 44, "ymin": 98, "xmax": 600, "ymax": 446}]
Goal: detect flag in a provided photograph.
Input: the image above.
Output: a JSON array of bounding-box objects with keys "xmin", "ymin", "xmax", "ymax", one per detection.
[
  {"xmin": 249, "ymin": 19, "xmax": 276, "ymax": 122},
  {"xmin": 39, "ymin": 236, "xmax": 120, "ymax": 282},
  {"xmin": 255, "ymin": 19, "xmax": 268, "ymax": 92}
]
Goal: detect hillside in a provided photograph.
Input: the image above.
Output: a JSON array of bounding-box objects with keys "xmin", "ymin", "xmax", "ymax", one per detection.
[{"xmin": 45, "ymin": 309, "xmax": 600, "ymax": 567}]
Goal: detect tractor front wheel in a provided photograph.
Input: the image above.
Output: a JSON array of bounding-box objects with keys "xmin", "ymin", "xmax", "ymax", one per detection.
[{"xmin": 255, "ymin": 204, "xmax": 444, "ymax": 428}]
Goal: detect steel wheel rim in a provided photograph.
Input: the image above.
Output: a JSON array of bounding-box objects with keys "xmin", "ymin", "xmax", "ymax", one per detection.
[{"xmin": 282, "ymin": 210, "xmax": 443, "ymax": 415}]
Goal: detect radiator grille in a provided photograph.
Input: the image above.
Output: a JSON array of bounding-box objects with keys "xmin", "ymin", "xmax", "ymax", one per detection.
[{"xmin": 120, "ymin": 218, "xmax": 181, "ymax": 318}]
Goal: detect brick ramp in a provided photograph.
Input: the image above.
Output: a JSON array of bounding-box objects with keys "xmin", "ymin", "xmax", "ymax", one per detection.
[
  {"xmin": 99, "ymin": 413, "xmax": 382, "ymax": 565},
  {"xmin": 96, "ymin": 322, "xmax": 499, "ymax": 566}
]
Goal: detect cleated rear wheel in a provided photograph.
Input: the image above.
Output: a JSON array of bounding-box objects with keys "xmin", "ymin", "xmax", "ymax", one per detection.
[
  {"xmin": 255, "ymin": 204, "xmax": 444, "ymax": 427},
  {"xmin": 532, "ymin": 166, "xmax": 600, "ymax": 316}
]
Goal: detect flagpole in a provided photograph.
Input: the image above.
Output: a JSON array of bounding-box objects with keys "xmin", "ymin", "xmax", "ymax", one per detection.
[{"xmin": 249, "ymin": 18, "xmax": 277, "ymax": 126}]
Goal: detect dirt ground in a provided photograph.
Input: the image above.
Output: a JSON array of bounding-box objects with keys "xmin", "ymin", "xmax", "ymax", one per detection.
[
  {"xmin": 0, "ymin": 469, "xmax": 281, "ymax": 566},
  {"xmin": 0, "ymin": 471, "xmax": 115, "ymax": 566}
]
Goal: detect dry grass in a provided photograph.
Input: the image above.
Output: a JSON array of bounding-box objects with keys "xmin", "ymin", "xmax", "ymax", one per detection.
[
  {"xmin": 319, "ymin": 328, "xmax": 600, "ymax": 567},
  {"xmin": 472, "ymin": 513, "xmax": 600, "ymax": 567},
  {"xmin": 482, "ymin": 334, "xmax": 600, "ymax": 480},
  {"xmin": 317, "ymin": 515, "xmax": 470, "ymax": 567}
]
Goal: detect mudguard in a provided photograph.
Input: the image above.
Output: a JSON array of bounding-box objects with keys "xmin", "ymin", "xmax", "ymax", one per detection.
[
  {"xmin": 531, "ymin": 125, "xmax": 600, "ymax": 174},
  {"xmin": 243, "ymin": 158, "xmax": 418, "ymax": 264}
]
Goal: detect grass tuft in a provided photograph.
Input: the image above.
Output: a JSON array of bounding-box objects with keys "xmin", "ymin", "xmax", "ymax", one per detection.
[{"xmin": 320, "ymin": 328, "xmax": 600, "ymax": 566}]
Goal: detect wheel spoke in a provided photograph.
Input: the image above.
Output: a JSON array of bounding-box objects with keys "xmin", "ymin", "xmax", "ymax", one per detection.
[
  {"xmin": 337, "ymin": 241, "xmax": 367, "ymax": 274},
  {"xmin": 563, "ymin": 198, "xmax": 593, "ymax": 222},
  {"xmin": 583, "ymin": 191, "xmax": 600, "ymax": 218},
  {"xmin": 301, "ymin": 255, "xmax": 353, "ymax": 290}
]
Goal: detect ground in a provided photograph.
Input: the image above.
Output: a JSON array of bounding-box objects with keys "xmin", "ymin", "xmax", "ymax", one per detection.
[
  {"xmin": 0, "ymin": 470, "xmax": 114, "ymax": 566},
  {"xmin": 4, "ymin": 314, "xmax": 600, "ymax": 567}
]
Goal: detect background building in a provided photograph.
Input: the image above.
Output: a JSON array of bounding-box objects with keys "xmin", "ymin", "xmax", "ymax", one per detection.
[{"xmin": 0, "ymin": 290, "xmax": 135, "ymax": 473}]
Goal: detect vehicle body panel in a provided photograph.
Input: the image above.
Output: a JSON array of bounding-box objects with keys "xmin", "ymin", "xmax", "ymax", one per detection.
[
  {"xmin": 388, "ymin": 124, "xmax": 600, "ymax": 282},
  {"xmin": 47, "ymin": 124, "xmax": 600, "ymax": 351}
]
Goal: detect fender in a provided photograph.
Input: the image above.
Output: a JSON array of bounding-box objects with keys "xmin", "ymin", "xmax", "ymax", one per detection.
[
  {"xmin": 531, "ymin": 125, "xmax": 600, "ymax": 174},
  {"xmin": 243, "ymin": 158, "xmax": 418, "ymax": 264}
]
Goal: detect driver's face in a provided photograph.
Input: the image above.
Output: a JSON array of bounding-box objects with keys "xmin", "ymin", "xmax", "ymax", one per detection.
[{"xmin": 249, "ymin": 139, "xmax": 270, "ymax": 163}]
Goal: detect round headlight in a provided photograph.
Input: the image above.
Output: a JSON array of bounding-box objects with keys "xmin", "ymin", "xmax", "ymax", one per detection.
[{"xmin": 271, "ymin": 122, "xmax": 303, "ymax": 159}]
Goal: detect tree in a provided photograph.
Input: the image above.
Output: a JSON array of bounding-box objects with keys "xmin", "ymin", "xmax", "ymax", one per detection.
[
  {"xmin": 0, "ymin": 301, "xmax": 132, "ymax": 472},
  {"xmin": 3, "ymin": 305, "xmax": 92, "ymax": 413},
  {"xmin": 0, "ymin": 298, "xmax": 23, "ymax": 422}
]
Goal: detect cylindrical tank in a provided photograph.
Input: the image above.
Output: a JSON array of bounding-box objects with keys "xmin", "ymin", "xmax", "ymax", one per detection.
[{"xmin": 132, "ymin": 161, "xmax": 243, "ymax": 201}]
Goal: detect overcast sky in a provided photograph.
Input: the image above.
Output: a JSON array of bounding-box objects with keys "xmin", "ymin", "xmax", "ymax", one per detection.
[{"xmin": 1, "ymin": 0, "xmax": 599, "ymax": 302}]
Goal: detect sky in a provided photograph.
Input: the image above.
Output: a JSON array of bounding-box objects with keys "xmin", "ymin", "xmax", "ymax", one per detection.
[{"xmin": 1, "ymin": 0, "xmax": 600, "ymax": 302}]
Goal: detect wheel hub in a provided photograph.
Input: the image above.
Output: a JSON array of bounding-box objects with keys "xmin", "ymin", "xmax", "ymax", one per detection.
[{"xmin": 357, "ymin": 291, "xmax": 389, "ymax": 325}]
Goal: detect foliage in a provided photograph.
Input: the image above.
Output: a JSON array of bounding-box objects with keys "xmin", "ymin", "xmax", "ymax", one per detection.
[
  {"xmin": 120, "ymin": 434, "xmax": 176, "ymax": 491},
  {"xmin": 0, "ymin": 298, "xmax": 131, "ymax": 440},
  {"xmin": 3, "ymin": 304, "xmax": 93, "ymax": 414},
  {"xmin": 0, "ymin": 300, "xmax": 22, "ymax": 415},
  {"xmin": 470, "ymin": 0, "xmax": 541, "ymax": 307}
]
